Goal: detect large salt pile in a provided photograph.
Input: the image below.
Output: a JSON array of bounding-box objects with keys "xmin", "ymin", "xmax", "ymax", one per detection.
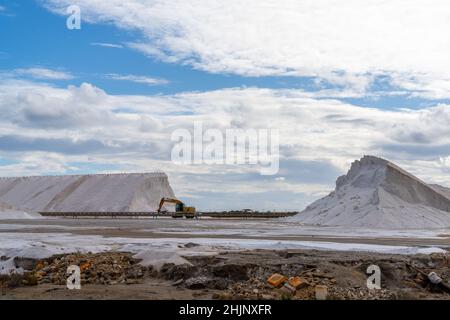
[
  {"xmin": 0, "ymin": 201, "xmax": 39, "ymax": 219},
  {"xmin": 0, "ymin": 173, "xmax": 175, "ymax": 213},
  {"xmin": 291, "ymin": 156, "xmax": 450, "ymax": 228}
]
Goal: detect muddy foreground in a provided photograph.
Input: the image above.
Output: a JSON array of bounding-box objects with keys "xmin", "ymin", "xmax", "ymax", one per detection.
[{"xmin": 1, "ymin": 249, "xmax": 449, "ymax": 300}]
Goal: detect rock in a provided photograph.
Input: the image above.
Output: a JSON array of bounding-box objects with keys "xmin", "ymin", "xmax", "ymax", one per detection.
[
  {"xmin": 125, "ymin": 267, "xmax": 144, "ymax": 279},
  {"xmin": 185, "ymin": 276, "xmax": 211, "ymax": 290},
  {"xmin": 315, "ymin": 285, "xmax": 328, "ymax": 300},
  {"xmin": 212, "ymin": 278, "xmax": 230, "ymax": 290},
  {"xmin": 13, "ymin": 257, "xmax": 37, "ymax": 271},
  {"xmin": 172, "ymin": 279, "xmax": 184, "ymax": 286},
  {"xmin": 184, "ymin": 243, "xmax": 200, "ymax": 248},
  {"xmin": 212, "ymin": 264, "xmax": 249, "ymax": 281},
  {"xmin": 159, "ymin": 264, "xmax": 197, "ymax": 280},
  {"xmin": 22, "ymin": 273, "xmax": 38, "ymax": 286},
  {"xmin": 184, "ymin": 276, "xmax": 229, "ymax": 290}
]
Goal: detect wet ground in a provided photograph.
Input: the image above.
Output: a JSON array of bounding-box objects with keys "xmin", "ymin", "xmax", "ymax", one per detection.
[{"xmin": 1, "ymin": 217, "xmax": 449, "ymax": 248}]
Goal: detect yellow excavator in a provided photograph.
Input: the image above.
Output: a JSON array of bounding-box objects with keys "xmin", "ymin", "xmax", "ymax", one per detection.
[{"xmin": 157, "ymin": 197, "xmax": 196, "ymax": 219}]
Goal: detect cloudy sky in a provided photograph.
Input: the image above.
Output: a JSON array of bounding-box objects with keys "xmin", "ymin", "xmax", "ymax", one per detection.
[{"xmin": 1, "ymin": 0, "xmax": 450, "ymax": 210}]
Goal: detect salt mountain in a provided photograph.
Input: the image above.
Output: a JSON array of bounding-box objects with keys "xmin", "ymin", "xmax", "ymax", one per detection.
[
  {"xmin": 0, "ymin": 173, "xmax": 175, "ymax": 213},
  {"xmin": 293, "ymin": 156, "xmax": 450, "ymax": 228}
]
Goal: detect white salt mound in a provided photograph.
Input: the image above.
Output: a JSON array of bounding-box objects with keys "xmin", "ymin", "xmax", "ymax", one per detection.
[
  {"xmin": 0, "ymin": 257, "xmax": 24, "ymax": 275},
  {"xmin": 0, "ymin": 201, "xmax": 40, "ymax": 219},
  {"xmin": 290, "ymin": 156, "xmax": 450, "ymax": 229},
  {"xmin": 133, "ymin": 250, "xmax": 192, "ymax": 271},
  {"xmin": 0, "ymin": 172, "xmax": 175, "ymax": 213}
]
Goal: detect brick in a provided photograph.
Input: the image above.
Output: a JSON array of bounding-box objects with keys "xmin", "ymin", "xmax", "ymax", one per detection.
[
  {"xmin": 288, "ymin": 276, "xmax": 308, "ymax": 289},
  {"xmin": 267, "ymin": 273, "xmax": 287, "ymax": 288}
]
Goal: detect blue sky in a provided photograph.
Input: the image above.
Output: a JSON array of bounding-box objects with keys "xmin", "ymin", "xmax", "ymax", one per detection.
[
  {"xmin": 3, "ymin": 0, "xmax": 450, "ymax": 106},
  {"xmin": 1, "ymin": 0, "xmax": 321, "ymax": 95},
  {"xmin": 1, "ymin": 0, "xmax": 450, "ymax": 210}
]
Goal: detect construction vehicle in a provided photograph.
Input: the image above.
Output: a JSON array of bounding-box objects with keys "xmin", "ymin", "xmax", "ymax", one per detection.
[{"xmin": 157, "ymin": 197, "xmax": 196, "ymax": 219}]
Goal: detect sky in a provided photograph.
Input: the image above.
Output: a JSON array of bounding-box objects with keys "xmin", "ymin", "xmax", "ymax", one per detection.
[{"xmin": 1, "ymin": 0, "xmax": 450, "ymax": 210}]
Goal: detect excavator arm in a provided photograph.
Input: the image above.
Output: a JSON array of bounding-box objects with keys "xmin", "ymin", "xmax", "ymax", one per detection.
[
  {"xmin": 157, "ymin": 197, "xmax": 183, "ymax": 213},
  {"xmin": 157, "ymin": 197, "xmax": 196, "ymax": 218}
]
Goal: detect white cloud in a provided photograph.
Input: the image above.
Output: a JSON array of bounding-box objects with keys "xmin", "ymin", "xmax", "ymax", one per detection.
[
  {"xmin": 0, "ymin": 6, "xmax": 5, "ymax": 11},
  {"xmin": 106, "ymin": 73, "xmax": 169, "ymax": 86},
  {"xmin": 390, "ymin": 73, "xmax": 450, "ymax": 99},
  {"xmin": 91, "ymin": 42, "xmax": 124, "ymax": 49},
  {"xmin": 41, "ymin": 0, "xmax": 450, "ymax": 97},
  {"xmin": 0, "ymin": 78, "xmax": 449, "ymax": 210},
  {"xmin": 14, "ymin": 67, "xmax": 74, "ymax": 80}
]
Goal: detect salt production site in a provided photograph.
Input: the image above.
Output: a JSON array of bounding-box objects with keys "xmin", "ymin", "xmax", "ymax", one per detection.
[
  {"xmin": 5, "ymin": 0, "xmax": 450, "ymax": 306},
  {"xmin": 1, "ymin": 156, "xmax": 449, "ymax": 300}
]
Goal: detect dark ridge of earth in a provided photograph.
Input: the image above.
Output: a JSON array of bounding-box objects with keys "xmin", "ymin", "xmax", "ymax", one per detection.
[{"xmin": 1, "ymin": 249, "xmax": 449, "ymax": 300}]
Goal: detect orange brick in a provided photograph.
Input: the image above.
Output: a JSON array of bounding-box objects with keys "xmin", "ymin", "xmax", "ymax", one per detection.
[
  {"xmin": 288, "ymin": 276, "xmax": 307, "ymax": 289},
  {"xmin": 36, "ymin": 261, "xmax": 45, "ymax": 270},
  {"xmin": 80, "ymin": 261, "xmax": 92, "ymax": 272},
  {"xmin": 268, "ymin": 273, "xmax": 287, "ymax": 287}
]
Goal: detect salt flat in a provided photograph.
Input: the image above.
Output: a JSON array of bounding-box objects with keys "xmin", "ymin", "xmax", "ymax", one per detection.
[
  {"xmin": 1, "ymin": 157, "xmax": 449, "ymax": 260},
  {"xmin": 0, "ymin": 217, "xmax": 448, "ymax": 260}
]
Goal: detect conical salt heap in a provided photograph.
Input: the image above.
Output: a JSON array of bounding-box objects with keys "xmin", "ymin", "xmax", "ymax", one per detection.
[{"xmin": 291, "ymin": 156, "xmax": 450, "ymax": 228}]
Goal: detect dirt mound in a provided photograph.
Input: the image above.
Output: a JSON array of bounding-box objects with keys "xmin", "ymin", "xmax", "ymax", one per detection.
[
  {"xmin": 1, "ymin": 249, "xmax": 449, "ymax": 300},
  {"xmin": 30, "ymin": 252, "xmax": 155, "ymax": 286}
]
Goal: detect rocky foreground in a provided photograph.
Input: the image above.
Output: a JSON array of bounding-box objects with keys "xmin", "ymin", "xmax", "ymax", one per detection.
[{"xmin": 1, "ymin": 249, "xmax": 449, "ymax": 300}]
